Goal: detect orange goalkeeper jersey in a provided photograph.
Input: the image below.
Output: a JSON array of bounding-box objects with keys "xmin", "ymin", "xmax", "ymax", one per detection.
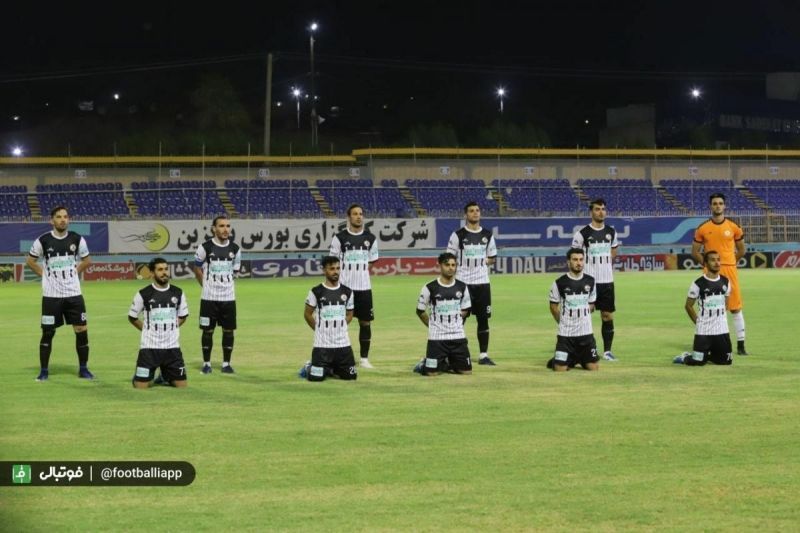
[{"xmin": 693, "ymin": 218, "xmax": 744, "ymax": 266}]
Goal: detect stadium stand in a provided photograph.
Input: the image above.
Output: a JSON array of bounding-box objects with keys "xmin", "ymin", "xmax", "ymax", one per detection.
[
  {"xmin": 660, "ymin": 179, "xmax": 759, "ymax": 213},
  {"xmin": 492, "ymin": 179, "xmax": 582, "ymax": 215},
  {"xmin": 407, "ymin": 179, "xmax": 498, "ymax": 216},
  {"xmin": 132, "ymin": 180, "xmax": 226, "ymax": 217},
  {"xmin": 36, "ymin": 182, "xmax": 128, "ymax": 218},
  {"xmin": 225, "ymin": 179, "xmax": 322, "ymax": 217},
  {"xmin": 577, "ymin": 179, "xmax": 681, "ymax": 215},
  {"xmin": 316, "ymin": 179, "xmax": 413, "ymax": 217},
  {"xmin": 743, "ymin": 179, "xmax": 800, "ymax": 212},
  {"xmin": 0, "ymin": 185, "xmax": 31, "ymax": 218}
]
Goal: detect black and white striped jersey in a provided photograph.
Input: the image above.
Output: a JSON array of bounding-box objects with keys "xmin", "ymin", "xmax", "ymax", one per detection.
[
  {"xmin": 306, "ymin": 283, "xmax": 354, "ymax": 348},
  {"xmin": 549, "ymin": 273, "xmax": 597, "ymax": 337},
  {"xmin": 688, "ymin": 274, "xmax": 731, "ymax": 336},
  {"xmin": 194, "ymin": 239, "xmax": 241, "ymax": 301},
  {"xmin": 417, "ymin": 278, "xmax": 472, "ymax": 341},
  {"xmin": 447, "ymin": 227, "xmax": 497, "ymax": 285},
  {"xmin": 28, "ymin": 231, "xmax": 89, "ymax": 298},
  {"xmin": 571, "ymin": 224, "xmax": 619, "ymax": 284},
  {"xmin": 129, "ymin": 284, "xmax": 189, "ymax": 349},
  {"xmin": 329, "ymin": 229, "xmax": 379, "ymax": 291}
]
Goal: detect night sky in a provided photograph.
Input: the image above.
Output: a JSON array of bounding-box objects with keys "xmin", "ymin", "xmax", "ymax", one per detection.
[{"xmin": 2, "ymin": 1, "xmax": 800, "ymax": 154}]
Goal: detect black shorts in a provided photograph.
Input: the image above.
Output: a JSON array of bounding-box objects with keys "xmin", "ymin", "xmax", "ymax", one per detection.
[
  {"xmin": 423, "ymin": 339, "xmax": 472, "ymax": 374},
  {"xmin": 552, "ymin": 334, "xmax": 599, "ymax": 368},
  {"xmin": 199, "ymin": 300, "xmax": 237, "ymax": 330},
  {"xmin": 687, "ymin": 334, "xmax": 733, "ymax": 366},
  {"xmin": 353, "ymin": 290, "xmax": 374, "ymax": 322},
  {"xmin": 41, "ymin": 296, "xmax": 87, "ymax": 330},
  {"xmin": 467, "ymin": 284, "xmax": 492, "ymax": 319},
  {"xmin": 309, "ymin": 346, "xmax": 357, "ymax": 381},
  {"xmin": 134, "ymin": 348, "xmax": 187, "ymax": 383},
  {"xmin": 595, "ymin": 283, "xmax": 615, "ymax": 312}
]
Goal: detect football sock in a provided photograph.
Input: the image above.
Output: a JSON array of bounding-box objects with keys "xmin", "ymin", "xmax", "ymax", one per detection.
[
  {"xmin": 732, "ymin": 312, "xmax": 745, "ymax": 341},
  {"xmin": 476, "ymin": 316, "xmax": 490, "ymax": 353},
  {"xmin": 222, "ymin": 331, "xmax": 234, "ymax": 363},
  {"xmin": 359, "ymin": 324, "xmax": 371, "ymax": 359},
  {"xmin": 201, "ymin": 330, "xmax": 213, "ymax": 362},
  {"xmin": 75, "ymin": 330, "xmax": 89, "ymax": 367},
  {"xmin": 480, "ymin": 352, "xmax": 488, "ymax": 360},
  {"xmin": 601, "ymin": 320, "xmax": 614, "ymax": 352},
  {"xmin": 39, "ymin": 329, "xmax": 55, "ymax": 369}
]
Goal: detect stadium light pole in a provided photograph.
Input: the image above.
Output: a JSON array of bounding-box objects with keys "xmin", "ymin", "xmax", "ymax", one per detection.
[
  {"xmin": 292, "ymin": 87, "xmax": 302, "ymax": 129},
  {"xmin": 309, "ymin": 22, "xmax": 319, "ymax": 149},
  {"xmin": 496, "ymin": 87, "xmax": 506, "ymax": 114}
]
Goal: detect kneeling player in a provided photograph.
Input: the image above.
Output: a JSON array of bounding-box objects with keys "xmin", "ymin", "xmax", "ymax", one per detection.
[
  {"xmin": 415, "ymin": 252, "xmax": 473, "ymax": 376},
  {"xmin": 674, "ymin": 251, "xmax": 733, "ymax": 366},
  {"xmin": 129, "ymin": 258, "xmax": 189, "ymax": 388},
  {"xmin": 547, "ymin": 248, "xmax": 600, "ymax": 371},
  {"xmin": 300, "ymin": 256, "xmax": 357, "ymax": 382}
]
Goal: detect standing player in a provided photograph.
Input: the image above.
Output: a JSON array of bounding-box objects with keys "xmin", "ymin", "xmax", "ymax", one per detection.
[
  {"xmin": 414, "ymin": 252, "xmax": 472, "ymax": 376},
  {"xmin": 299, "ymin": 256, "xmax": 357, "ymax": 382},
  {"xmin": 691, "ymin": 193, "xmax": 748, "ymax": 355},
  {"xmin": 446, "ymin": 201, "xmax": 497, "ymax": 366},
  {"xmin": 26, "ymin": 206, "xmax": 93, "ymax": 381},
  {"xmin": 129, "ymin": 257, "xmax": 190, "ymax": 388},
  {"xmin": 673, "ymin": 251, "xmax": 732, "ymax": 366},
  {"xmin": 193, "ymin": 215, "xmax": 241, "ymax": 374},
  {"xmin": 329, "ymin": 204, "xmax": 378, "ymax": 369},
  {"xmin": 547, "ymin": 248, "xmax": 599, "ymax": 372},
  {"xmin": 571, "ymin": 198, "xmax": 619, "ymax": 361}
]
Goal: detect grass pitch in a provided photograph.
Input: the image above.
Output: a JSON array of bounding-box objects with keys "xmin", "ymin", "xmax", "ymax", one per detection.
[{"xmin": 1, "ymin": 270, "xmax": 799, "ymax": 531}]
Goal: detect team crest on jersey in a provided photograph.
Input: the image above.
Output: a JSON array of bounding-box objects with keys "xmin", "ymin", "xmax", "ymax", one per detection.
[
  {"xmin": 724, "ymin": 230, "xmax": 731, "ymax": 237},
  {"xmin": 228, "ymin": 252, "xmax": 235, "ymax": 258},
  {"xmin": 481, "ymin": 237, "xmax": 488, "ymax": 243},
  {"xmin": 340, "ymin": 294, "xmax": 348, "ymax": 301},
  {"xmin": 69, "ymin": 244, "xmax": 76, "ymax": 252},
  {"xmin": 584, "ymin": 285, "xmax": 591, "ymax": 292},
  {"xmin": 364, "ymin": 240, "xmax": 370, "ymax": 247},
  {"xmin": 605, "ymin": 234, "xmax": 612, "ymax": 241},
  {"xmin": 456, "ymin": 291, "xmax": 462, "ymax": 298},
  {"xmin": 171, "ymin": 296, "xmax": 178, "ymax": 304}
]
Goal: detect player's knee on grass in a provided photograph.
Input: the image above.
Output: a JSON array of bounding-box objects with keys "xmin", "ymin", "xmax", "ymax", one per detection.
[
  {"xmin": 421, "ymin": 357, "xmax": 441, "ymax": 376},
  {"xmin": 307, "ymin": 365, "xmax": 327, "ymax": 382},
  {"xmin": 683, "ymin": 351, "xmax": 707, "ymax": 366}
]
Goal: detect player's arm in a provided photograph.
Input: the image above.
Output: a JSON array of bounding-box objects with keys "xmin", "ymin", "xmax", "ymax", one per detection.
[
  {"xmin": 177, "ymin": 294, "xmax": 189, "ymax": 327},
  {"xmin": 304, "ymin": 304, "xmax": 316, "ymax": 330},
  {"xmin": 549, "ymin": 302, "xmax": 561, "ymax": 324},
  {"xmin": 345, "ymin": 309, "xmax": 354, "ymax": 324},
  {"xmin": 76, "ymin": 238, "xmax": 91, "ymax": 274},
  {"xmin": 76, "ymin": 255, "xmax": 91, "ymax": 275},
  {"xmin": 734, "ymin": 238, "xmax": 745, "ymax": 261},
  {"xmin": 611, "ymin": 230, "xmax": 620, "ymax": 260},
  {"xmin": 486, "ymin": 235, "xmax": 498, "ymax": 266},
  {"xmin": 26, "ymin": 239, "xmax": 44, "ymax": 277},
  {"xmin": 128, "ymin": 293, "xmax": 144, "ymax": 329},
  {"xmin": 193, "ymin": 266, "xmax": 204, "ymax": 286},
  {"xmin": 416, "ymin": 286, "xmax": 430, "ymax": 326},
  {"xmin": 691, "ymin": 240, "xmax": 704, "ymax": 265},
  {"xmin": 25, "ymin": 254, "xmax": 43, "ymax": 277},
  {"xmin": 684, "ymin": 297, "xmax": 698, "ymax": 324},
  {"xmin": 193, "ymin": 245, "xmax": 206, "ymax": 286}
]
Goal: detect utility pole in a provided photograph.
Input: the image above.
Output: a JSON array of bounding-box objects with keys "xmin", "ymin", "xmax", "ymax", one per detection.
[{"xmin": 264, "ymin": 53, "xmax": 273, "ymax": 156}]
